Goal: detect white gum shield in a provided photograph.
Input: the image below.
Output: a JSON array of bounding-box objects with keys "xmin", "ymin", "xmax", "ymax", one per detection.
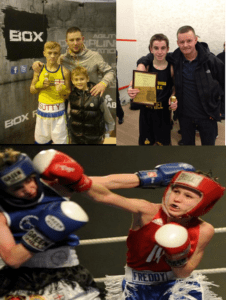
[{"xmin": 162, "ymin": 171, "xmax": 225, "ymax": 218}]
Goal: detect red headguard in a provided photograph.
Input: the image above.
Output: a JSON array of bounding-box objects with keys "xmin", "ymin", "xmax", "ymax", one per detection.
[{"xmin": 162, "ymin": 171, "xmax": 225, "ymax": 218}]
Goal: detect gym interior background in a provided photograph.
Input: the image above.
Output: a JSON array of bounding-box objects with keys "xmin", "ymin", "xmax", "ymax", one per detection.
[
  {"xmin": 0, "ymin": 0, "xmax": 116, "ymax": 144},
  {"xmin": 2, "ymin": 144, "xmax": 226, "ymax": 298}
]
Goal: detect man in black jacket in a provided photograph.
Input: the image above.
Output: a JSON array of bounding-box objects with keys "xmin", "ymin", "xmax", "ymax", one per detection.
[
  {"xmin": 137, "ymin": 26, "xmax": 225, "ymax": 145},
  {"xmin": 216, "ymin": 42, "xmax": 225, "ymax": 120},
  {"xmin": 217, "ymin": 41, "xmax": 226, "ymax": 63}
]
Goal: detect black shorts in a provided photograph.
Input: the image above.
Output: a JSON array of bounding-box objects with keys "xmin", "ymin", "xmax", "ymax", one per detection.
[
  {"xmin": 0, "ymin": 264, "xmax": 105, "ymax": 299},
  {"xmin": 139, "ymin": 105, "xmax": 171, "ymax": 145}
]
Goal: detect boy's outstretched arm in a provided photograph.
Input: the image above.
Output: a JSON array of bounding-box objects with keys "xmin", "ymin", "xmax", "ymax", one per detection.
[
  {"xmin": 91, "ymin": 163, "xmax": 196, "ymax": 190},
  {"xmin": 84, "ymin": 182, "xmax": 155, "ymax": 214},
  {"xmin": 91, "ymin": 174, "xmax": 140, "ymax": 190}
]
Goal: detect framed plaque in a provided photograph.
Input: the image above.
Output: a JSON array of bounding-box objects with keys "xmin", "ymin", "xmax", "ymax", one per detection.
[{"xmin": 132, "ymin": 70, "xmax": 158, "ymax": 105}]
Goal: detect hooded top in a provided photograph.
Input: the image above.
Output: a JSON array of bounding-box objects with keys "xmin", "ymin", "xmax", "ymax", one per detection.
[{"xmin": 61, "ymin": 46, "xmax": 115, "ymax": 86}]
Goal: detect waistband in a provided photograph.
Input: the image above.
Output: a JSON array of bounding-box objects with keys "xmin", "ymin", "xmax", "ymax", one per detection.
[
  {"xmin": 125, "ymin": 265, "xmax": 176, "ymax": 285},
  {"xmin": 21, "ymin": 246, "xmax": 79, "ymax": 268},
  {"xmin": 38, "ymin": 102, "xmax": 65, "ymax": 112}
]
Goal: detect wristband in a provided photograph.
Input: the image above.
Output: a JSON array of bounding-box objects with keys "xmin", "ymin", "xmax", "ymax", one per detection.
[
  {"xmin": 165, "ymin": 257, "xmax": 188, "ymax": 268},
  {"xmin": 35, "ymin": 81, "xmax": 44, "ymax": 89},
  {"xmin": 100, "ymin": 81, "xmax": 107, "ymax": 87}
]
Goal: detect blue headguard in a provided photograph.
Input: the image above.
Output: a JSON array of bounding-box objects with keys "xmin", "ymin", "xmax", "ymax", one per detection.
[{"xmin": 0, "ymin": 153, "xmax": 43, "ymax": 207}]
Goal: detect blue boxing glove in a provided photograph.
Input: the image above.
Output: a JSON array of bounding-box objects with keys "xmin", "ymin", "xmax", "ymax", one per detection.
[
  {"xmin": 21, "ymin": 201, "xmax": 88, "ymax": 253},
  {"xmin": 136, "ymin": 163, "xmax": 195, "ymax": 188}
]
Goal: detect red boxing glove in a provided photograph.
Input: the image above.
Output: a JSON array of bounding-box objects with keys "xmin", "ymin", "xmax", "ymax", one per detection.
[
  {"xmin": 33, "ymin": 149, "xmax": 92, "ymax": 192},
  {"xmin": 155, "ymin": 222, "xmax": 191, "ymax": 268}
]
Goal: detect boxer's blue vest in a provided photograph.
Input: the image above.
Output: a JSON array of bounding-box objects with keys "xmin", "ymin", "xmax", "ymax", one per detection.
[{"xmin": 0, "ymin": 181, "xmax": 80, "ymax": 247}]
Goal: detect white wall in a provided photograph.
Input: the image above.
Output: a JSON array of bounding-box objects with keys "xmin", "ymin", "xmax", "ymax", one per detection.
[
  {"xmin": 117, "ymin": 0, "xmax": 225, "ymax": 101},
  {"xmin": 224, "ymin": 0, "xmax": 226, "ymax": 41},
  {"xmin": 134, "ymin": 0, "xmax": 225, "ymax": 56},
  {"xmin": 117, "ymin": 0, "xmax": 137, "ymax": 102}
]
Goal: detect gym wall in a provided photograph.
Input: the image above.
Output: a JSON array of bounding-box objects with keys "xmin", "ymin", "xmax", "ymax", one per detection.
[{"xmin": 0, "ymin": 0, "xmax": 116, "ymax": 143}]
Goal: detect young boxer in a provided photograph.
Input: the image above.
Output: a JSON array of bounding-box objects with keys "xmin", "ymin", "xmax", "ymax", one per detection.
[
  {"xmin": 30, "ymin": 41, "xmax": 71, "ymax": 144},
  {"xmin": 32, "ymin": 150, "xmax": 224, "ymax": 299},
  {"xmin": 90, "ymin": 164, "xmax": 225, "ymax": 299},
  {"xmin": 0, "ymin": 148, "xmax": 104, "ymax": 299}
]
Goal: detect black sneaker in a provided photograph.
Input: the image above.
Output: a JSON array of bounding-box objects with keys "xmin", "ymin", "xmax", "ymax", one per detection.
[{"xmin": 118, "ymin": 118, "xmax": 124, "ymax": 125}]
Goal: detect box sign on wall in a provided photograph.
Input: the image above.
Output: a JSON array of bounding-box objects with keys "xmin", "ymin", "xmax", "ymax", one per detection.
[{"xmin": 2, "ymin": 6, "xmax": 48, "ymax": 61}]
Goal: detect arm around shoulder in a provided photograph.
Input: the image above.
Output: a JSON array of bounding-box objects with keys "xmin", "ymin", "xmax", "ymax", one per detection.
[{"xmin": 137, "ymin": 53, "xmax": 153, "ymax": 67}]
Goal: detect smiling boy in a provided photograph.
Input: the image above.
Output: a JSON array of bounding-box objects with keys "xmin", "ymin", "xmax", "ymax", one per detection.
[{"xmin": 68, "ymin": 66, "xmax": 115, "ymax": 144}]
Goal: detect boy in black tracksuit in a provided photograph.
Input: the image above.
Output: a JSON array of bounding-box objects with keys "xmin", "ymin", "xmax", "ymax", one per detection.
[
  {"xmin": 128, "ymin": 34, "xmax": 176, "ymax": 146},
  {"xmin": 68, "ymin": 66, "xmax": 115, "ymax": 144}
]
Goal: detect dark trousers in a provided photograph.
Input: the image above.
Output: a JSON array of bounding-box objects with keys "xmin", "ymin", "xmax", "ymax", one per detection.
[
  {"xmin": 179, "ymin": 116, "xmax": 217, "ymax": 145},
  {"xmin": 139, "ymin": 106, "xmax": 171, "ymax": 145}
]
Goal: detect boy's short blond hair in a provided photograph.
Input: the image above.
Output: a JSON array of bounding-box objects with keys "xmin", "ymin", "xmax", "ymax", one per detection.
[
  {"xmin": 0, "ymin": 148, "xmax": 21, "ymax": 171},
  {"xmin": 71, "ymin": 66, "xmax": 89, "ymax": 79},
  {"xmin": 44, "ymin": 41, "xmax": 61, "ymax": 51}
]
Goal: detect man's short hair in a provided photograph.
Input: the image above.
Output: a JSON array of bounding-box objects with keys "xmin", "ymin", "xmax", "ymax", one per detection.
[
  {"xmin": 44, "ymin": 41, "xmax": 61, "ymax": 51},
  {"xmin": 149, "ymin": 34, "xmax": 169, "ymax": 49},
  {"xmin": 71, "ymin": 66, "xmax": 89, "ymax": 79},
  {"xmin": 66, "ymin": 27, "xmax": 82, "ymax": 37},
  {"xmin": 177, "ymin": 26, "xmax": 196, "ymax": 37}
]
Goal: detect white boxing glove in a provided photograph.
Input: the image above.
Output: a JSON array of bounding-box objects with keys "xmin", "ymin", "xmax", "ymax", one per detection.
[{"xmin": 155, "ymin": 222, "xmax": 191, "ymax": 268}]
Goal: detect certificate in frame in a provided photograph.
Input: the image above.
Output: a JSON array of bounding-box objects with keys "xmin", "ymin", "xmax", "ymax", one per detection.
[{"xmin": 132, "ymin": 70, "xmax": 158, "ymax": 105}]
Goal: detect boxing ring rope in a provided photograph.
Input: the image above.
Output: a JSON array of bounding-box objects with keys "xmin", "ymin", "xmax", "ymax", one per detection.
[
  {"xmin": 80, "ymin": 227, "xmax": 226, "ymax": 246},
  {"xmin": 79, "ymin": 227, "xmax": 226, "ymax": 283},
  {"xmin": 0, "ymin": 227, "xmax": 224, "ymax": 279}
]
